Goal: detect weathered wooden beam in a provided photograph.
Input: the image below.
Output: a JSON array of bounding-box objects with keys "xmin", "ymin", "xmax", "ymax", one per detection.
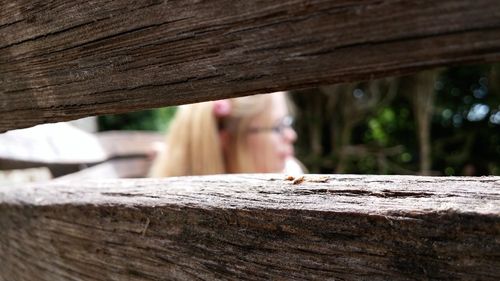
[
  {"xmin": 1, "ymin": 174, "xmax": 499, "ymax": 280},
  {"xmin": 1, "ymin": 0, "xmax": 500, "ymax": 131}
]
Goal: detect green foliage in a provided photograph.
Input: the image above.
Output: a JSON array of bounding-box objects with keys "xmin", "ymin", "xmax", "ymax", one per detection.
[
  {"xmin": 292, "ymin": 63, "xmax": 499, "ymax": 176},
  {"xmin": 98, "ymin": 107, "xmax": 177, "ymax": 132},
  {"xmin": 354, "ymin": 104, "xmax": 418, "ymax": 174},
  {"xmin": 366, "ymin": 107, "xmax": 398, "ymax": 146},
  {"xmin": 432, "ymin": 64, "xmax": 500, "ymax": 175}
]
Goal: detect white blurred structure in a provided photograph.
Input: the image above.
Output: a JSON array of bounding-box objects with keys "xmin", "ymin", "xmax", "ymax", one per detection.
[
  {"xmin": 69, "ymin": 117, "xmax": 98, "ymax": 133},
  {"xmin": 0, "ymin": 122, "xmax": 106, "ymax": 164},
  {"xmin": 0, "ymin": 167, "xmax": 52, "ymax": 185}
]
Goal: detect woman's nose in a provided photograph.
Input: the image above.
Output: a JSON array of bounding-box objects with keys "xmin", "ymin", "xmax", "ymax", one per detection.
[{"xmin": 282, "ymin": 127, "xmax": 297, "ymax": 143}]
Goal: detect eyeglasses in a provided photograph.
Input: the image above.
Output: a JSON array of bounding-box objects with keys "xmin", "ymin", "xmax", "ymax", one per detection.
[{"xmin": 247, "ymin": 116, "xmax": 294, "ymax": 135}]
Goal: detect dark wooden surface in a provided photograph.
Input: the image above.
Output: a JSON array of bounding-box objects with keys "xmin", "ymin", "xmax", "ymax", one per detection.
[
  {"xmin": 1, "ymin": 174, "xmax": 499, "ymax": 280},
  {"xmin": 1, "ymin": 0, "xmax": 500, "ymax": 131}
]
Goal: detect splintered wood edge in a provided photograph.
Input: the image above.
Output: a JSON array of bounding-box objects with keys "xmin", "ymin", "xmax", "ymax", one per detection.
[{"xmin": 1, "ymin": 174, "xmax": 499, "ymax": 216}]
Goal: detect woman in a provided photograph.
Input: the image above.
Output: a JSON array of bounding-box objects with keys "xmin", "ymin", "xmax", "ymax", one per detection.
[{"xmin": 149, "ymin": 91, "xmax": 302, "ymax": 177}]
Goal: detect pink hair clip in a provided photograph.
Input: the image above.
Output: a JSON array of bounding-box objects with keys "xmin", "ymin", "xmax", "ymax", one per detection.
[{"xmin": 213, "ymin": 99, "xmax": 231, "ymax": 117}]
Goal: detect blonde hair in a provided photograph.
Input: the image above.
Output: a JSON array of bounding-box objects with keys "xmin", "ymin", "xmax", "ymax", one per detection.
[{"xmin": 149, "ymin": 93, "xmax": 282, "ymax": 177}]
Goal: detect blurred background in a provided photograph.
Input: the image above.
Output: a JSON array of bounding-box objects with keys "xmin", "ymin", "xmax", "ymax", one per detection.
[
  {"xmin": 97, "ymin": 63, "xmax": 499, "ymax": 176},
  {"xmin": 1, "ymin": 63, "xmax": 498, "ymax": 184}
]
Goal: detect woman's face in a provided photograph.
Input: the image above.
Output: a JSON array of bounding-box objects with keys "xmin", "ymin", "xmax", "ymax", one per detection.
[{"xmin": 246, "ymin": 93, "xmax": 297, "ymax": 173}]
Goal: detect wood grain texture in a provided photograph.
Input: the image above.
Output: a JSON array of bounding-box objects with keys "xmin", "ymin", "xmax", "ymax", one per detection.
[
  {"xmin": 1, "ymin": 174, "xmax": 499, "ymax": 280},
  {"xmin": 1, "ymin": 0, "xmax": 500, "ymax": 131}
]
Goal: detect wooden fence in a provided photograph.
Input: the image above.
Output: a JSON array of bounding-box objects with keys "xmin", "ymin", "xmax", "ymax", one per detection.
[
  {"xmin": 1, "ymin": 175, "xmax": 499, "ymax": 280},
  {"xmin": 1, "ymin": 0, "xmax": 500, "ymax": 280},
  {"xmin": 2, "ymin": 0, "xmax": 500, "ymax": 131}
]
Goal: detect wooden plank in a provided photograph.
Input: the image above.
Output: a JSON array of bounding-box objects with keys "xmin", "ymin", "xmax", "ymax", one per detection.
[
  {"xmin": 1, "ymin": 174, "xmax": 499, "ymax": 280},
  {"xmin": 1, "ymin": 0, "xmax": 500, "ymax": 131}
]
